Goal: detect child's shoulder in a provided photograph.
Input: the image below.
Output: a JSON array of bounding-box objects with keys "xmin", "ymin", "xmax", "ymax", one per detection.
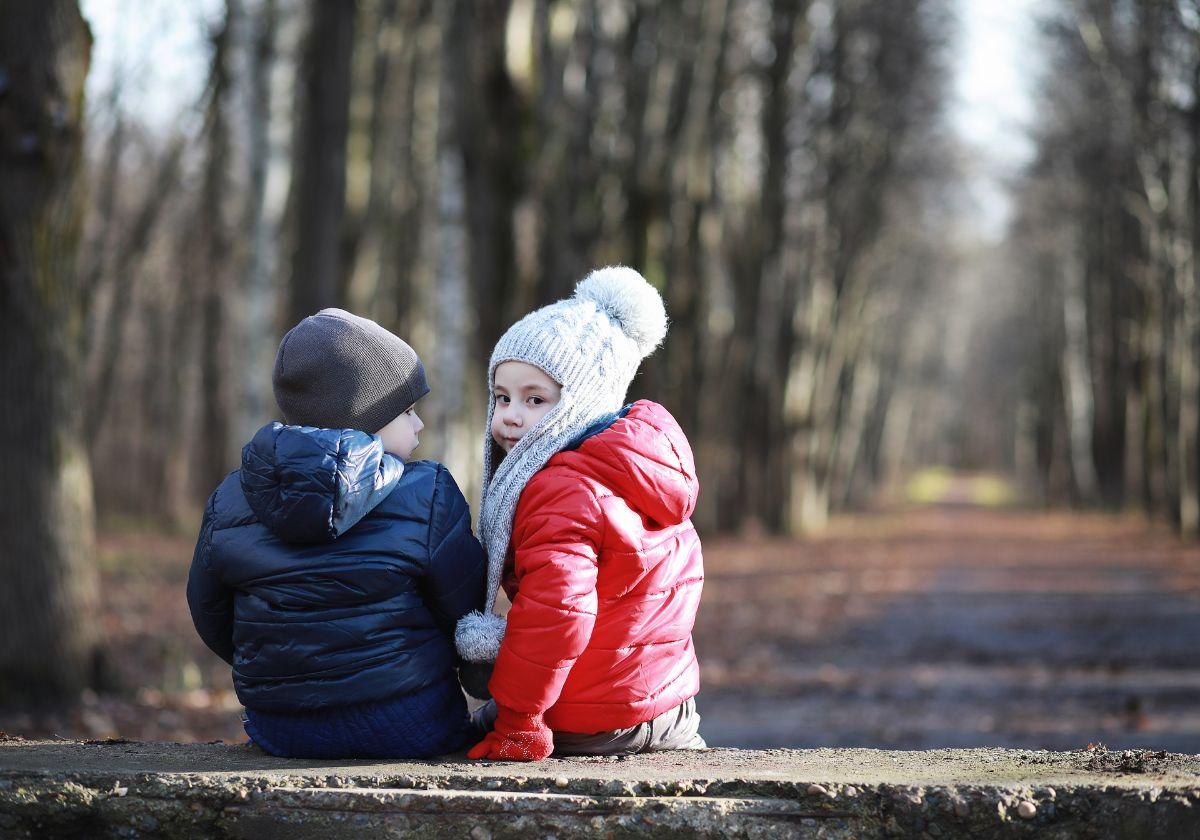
[
  {"xmin": 396, "ymin": 458, "xmax": 458, "ymax": 487},
  {"xmin": 523, "ymin": 459, "xmax": 605, "ymax": 506},
  {"xmin": 207, "ymin": 469, "xmax": 256, "ymax": 530},
  {"xmin": 530, "ymin": 399, "xmax": 698, "ymax": 524},
  {"xmin": 373, "ymin": 459, "xmax": 468, "ymax": 512},
  {"xmin": 397, "ymin": 458, "xmax": 443, "ymax": 481}
]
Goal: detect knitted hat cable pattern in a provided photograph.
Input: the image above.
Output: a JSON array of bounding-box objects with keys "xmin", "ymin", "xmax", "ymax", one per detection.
[{"xmin": 454, "ymin": 266, "xmax": 668, "ymax": 664}]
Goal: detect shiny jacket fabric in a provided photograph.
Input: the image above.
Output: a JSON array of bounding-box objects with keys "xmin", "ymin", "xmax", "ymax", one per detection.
[
  {"xmin": 489, "ymin": 400, "xmax": 704, "ymax": 733},
  {"xmin": 188, "ymin": 422, "xmax": 486, "ymax": 714}
]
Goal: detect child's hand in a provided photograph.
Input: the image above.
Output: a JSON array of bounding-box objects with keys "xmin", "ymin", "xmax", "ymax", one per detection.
[{"xmin": 467, "ymin": 706, "xmax": 554, "ymax": 761}]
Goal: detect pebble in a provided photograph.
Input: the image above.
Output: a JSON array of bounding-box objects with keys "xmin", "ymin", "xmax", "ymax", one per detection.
[
  {"xmin": 110, "ymin": 782, "xmax": 128, "ymax": 798},
  {"xmin": 486, "ymin": 779, "xmax": 503, "ymax": 790},
  {"xmin": 554, "ymin": 776, "xmax": 569, "ymax": 788},
  {"xmin": 844, "ymin": 786, "xmax": 857, "ymax": 797},
  {"xmin": 953, "ymin": 799, "xmax": 970, "ymax": 818},
  {"xmin": 469, "ymin": 827, "xmax": 492, "ymax": 840},
  {"xmin": 807, "ymin": 784, "xmax": 828, "ymax": 796},
  {"xmin": 1017, "ymin": 801, "xmax": 1037, "ymax": 820},
  {"xmin": 1044, "ymin": 786, "xmax": 1056, "ymax": 801}
]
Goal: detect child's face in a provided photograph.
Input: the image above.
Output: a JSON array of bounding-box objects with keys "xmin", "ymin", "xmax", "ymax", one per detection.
[
  {"xmin": 376, "ymin": 405, "xmax": 424, "ymax": 460},
  {"xmin": 491, "ymin": 361, "xmax": 562, "ymax": 452}
]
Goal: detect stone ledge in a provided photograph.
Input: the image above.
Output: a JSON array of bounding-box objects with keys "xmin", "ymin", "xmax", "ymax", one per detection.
[{"xmin": 1, "ymin": 740, "xmax": 1198, "ymax": 838}]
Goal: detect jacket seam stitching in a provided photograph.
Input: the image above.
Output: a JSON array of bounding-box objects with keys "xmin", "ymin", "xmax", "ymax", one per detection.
[
  {"xmin": 514, "ymin": 589, "xmax": 597, "ymax": 616},
  {"xmin": 199, "ymin": 493, "xmax": 219, "ymax": 573},
  {"xmin": 595, "ymin": 526, "xmax": 698, "ymax": 558},
  {"xmin": 549, "ymin": 664, "xmax": 693, "ymax": 707},
  {"xmin": 597, "ymin": 574, "xmax": 703, "ymax": 603},
  {"xmin": 500, "ymin": 643, "xmax": 576, "ymax": 672},
  {"xmin": 429, "ymin": 489, "xmax": 469, "ymax": 561},
  {"xmin": 425, "ymin": 464, "xmax": 443, "ymax": 560},
  {"xmin": 239, "ymin": 634, "xmax": 442, "ymax": 681},
  {"xmin": 515, "ymin": 476, "xmax": 606, "ymax": 556},
  {"xmin": 586, "ymin": 637, "xmax": 689, "ymax": 652},
  {"xmin": 631, "ymin": 410, "xmax": 695, "ymax": 511}
]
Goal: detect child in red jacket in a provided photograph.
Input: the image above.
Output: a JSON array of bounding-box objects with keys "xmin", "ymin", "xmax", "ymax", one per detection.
[{"xmin": 455, "ymin": 266, "xmax": 705, "ymax": 760}]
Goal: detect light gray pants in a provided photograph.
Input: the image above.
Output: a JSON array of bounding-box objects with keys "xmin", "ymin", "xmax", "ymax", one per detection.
[{"xmin": 471, "ymin": 698, "xmax": 706, "ymax": 757}]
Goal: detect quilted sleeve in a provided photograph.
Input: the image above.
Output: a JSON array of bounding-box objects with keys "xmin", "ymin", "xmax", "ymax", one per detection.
[
  {"xmin": 488, "ymin": 474, "xmax": 601, "ymax": 715},
  {"xmin": 186, "ymin": 493, "xmax": 235, "ymax": 665},
  {"xmin": 424, "ymin": 465, "xmax": 488, "ymax": 638}
]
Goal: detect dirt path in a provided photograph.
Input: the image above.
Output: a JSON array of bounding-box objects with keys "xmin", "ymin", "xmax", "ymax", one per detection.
[{"xmin": 694, "ymin": 507, "xmax": 1200, "ymax": 751}]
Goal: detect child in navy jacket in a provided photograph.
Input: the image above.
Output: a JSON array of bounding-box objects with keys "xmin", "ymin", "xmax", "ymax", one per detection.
[{"xmin": 188, "ymin": 309, "xmax": 486, "ymax": 759}]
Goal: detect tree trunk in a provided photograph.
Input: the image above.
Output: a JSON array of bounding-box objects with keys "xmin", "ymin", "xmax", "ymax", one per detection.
[
  {"xmin": 446, "ymin": 0, "xmax": 521, "ymax": 360},
  {"xmin": 233, "ymin": 0, "xmax": 279, "ymax": 446},
  {"xmin": 197, "ymin": 0, "xmax": 239, "ymax": 496},
  {"xmin": 1061, "ymin": 246, "xmax": 1101, "ymax": 502},
  {"xmin": 1179, "ymin": 54, "xmax": 1200, "ymax": 537},
  {"xmin": 85, "ymin": 134, "xmax": 185, "ymax": 443},
  {"xmin": 343, "ymin": 0, "xmax": 407, "ymax": 322},
  {"xmin": 0, "ymin": 0, "xmax": 102, "ymax": 703},
  {"xmin": 428, "ymin": 0, "xmax": 477, "ymax": 495},
  {"xmin": 287, "ymin": 0, "xmax": 356, "ymax": 325}
]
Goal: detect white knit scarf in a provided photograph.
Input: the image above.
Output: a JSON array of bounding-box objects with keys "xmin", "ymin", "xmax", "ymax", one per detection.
[{"xmin": 453, "ymin": 376, "xmax": 617, "ymax": 663}]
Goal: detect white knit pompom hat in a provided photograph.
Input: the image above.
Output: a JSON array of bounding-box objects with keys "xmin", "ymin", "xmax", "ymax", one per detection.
[{"xmin": 454, "ymin": 266, "xmax": 668, "ymax": 663}]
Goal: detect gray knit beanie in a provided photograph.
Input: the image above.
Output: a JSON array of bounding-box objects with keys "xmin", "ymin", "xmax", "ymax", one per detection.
[
  {"xmin": 273, "ymin": 308, "xmax": 429, "ymax": 433},
  {"xmin": 455, "ymin": 266, "xmax": 668, "ymax": 663}
]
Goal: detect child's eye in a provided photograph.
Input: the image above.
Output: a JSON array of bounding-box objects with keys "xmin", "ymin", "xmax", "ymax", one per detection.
[
  {"xmin": 494, "ymin": 394, "xmax": 509, "ymax": 404},
  {"xmin": 529, "ymin": 396, "xmax": 544, "ymax": 406}
]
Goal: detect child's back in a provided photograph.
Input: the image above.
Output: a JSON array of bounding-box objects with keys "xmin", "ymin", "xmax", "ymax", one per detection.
[
  {"xmin": 458, "ymin": 268, "xmax": 705, "ymax": 760},
  {"xmin": 490, "ymin": 399, "xmax": 702, "ymax": 734},
  {"xmin": 188, "ymin": 309, "xmax": 486, "ymax": 759}
]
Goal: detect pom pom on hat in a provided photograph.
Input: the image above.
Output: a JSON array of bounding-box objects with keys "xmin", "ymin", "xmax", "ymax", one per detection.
[{"xmin": 573, "ymin": 266, "xmax": 668, "ymax": 357}]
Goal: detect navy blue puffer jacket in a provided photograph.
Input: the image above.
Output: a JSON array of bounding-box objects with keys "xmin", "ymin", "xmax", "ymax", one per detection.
[{"xmin": 187, "ymin": 422, "xmax": 486, "ymax": 713}]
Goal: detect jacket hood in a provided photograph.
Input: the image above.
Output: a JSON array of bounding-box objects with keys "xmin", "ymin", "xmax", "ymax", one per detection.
[
  {"xmin": 560, "ymin": 400, "xmax": 698, "ymax": 527},
  {"xmin": 240, "ymin": 422, "xmax": 403, "ymax": 543}
]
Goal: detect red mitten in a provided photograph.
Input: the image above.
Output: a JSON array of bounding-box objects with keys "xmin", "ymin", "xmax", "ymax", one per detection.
[{"xmin": 467, "ymin": 705, "xmax": 554, "ymax": 761}]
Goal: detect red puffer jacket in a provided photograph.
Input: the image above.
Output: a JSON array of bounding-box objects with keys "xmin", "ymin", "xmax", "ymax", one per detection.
[{"xmin": 489, "ymin": 400, "xmax": 703, "ymax": 733}]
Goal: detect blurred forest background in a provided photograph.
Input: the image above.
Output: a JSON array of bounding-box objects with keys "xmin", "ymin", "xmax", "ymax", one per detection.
[{"xmin": 2, "ymin": 0, "xmax": 1199, "ymax": 748}]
